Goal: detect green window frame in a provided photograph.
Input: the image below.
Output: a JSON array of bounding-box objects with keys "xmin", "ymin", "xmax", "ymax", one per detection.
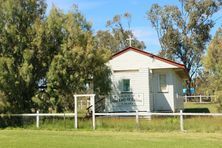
[{"xmin": 122, "ymin": 79, "xmax": 130, "ymax": 92}]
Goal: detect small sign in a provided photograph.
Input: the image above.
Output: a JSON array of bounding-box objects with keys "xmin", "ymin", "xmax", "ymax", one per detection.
[{"xmin": 110, "ymin": 93, "xmax": 144, "ymax": 106}]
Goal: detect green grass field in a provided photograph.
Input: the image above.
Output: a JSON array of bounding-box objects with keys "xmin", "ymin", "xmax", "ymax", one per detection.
[
  {"xmin": 0, "ymin": 130, "xmax": 222, "ymax": 148},
  {"xmin": 1, "ymin": 103, "xmax": 222, "ymax": 147}
]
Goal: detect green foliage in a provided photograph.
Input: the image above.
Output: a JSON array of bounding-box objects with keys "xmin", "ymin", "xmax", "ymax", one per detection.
[
  {"xmin": 201, "ymin": 28, "xmax": 222, "ymax": 111},
  {"xmin": 0, "ymin": 91, "xmax": 10, "ymax": 112},
  {"xmin": 204, "ymin": 28, "xmax": 222, "ymax": 75},
  {"xmin": 147, "ymin": 0, "xmax": 222, "ymax": 78},
  {"xmin": 0, "ymin": 0, "xmax": 47, "ymax": 113},
  {"xmin": 44, "ymin": 7, "xmax": 112, "ymax": 112},
  {"xmin": 0, "ymin": 2, "xmax": 111, "ymax": 114},
  {"xmin": 46, "ymin": 45, "xmax": 111, "ymax": 112}
]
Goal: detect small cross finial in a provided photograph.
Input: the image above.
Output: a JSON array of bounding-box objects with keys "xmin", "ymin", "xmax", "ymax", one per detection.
[{"xmin": 126, "ymin": 35, "xmax": 133, "ymax": 47}]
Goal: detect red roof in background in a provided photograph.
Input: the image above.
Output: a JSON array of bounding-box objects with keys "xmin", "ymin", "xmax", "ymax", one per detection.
[{"xmin": 111, "ymin": 47, "xmax": 186, "ymax": 69}]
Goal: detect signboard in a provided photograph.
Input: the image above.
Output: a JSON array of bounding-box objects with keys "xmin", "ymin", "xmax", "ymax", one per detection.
[{"xmin": 110, "ymin": 93, "xmax": 144, "ymax": 106}]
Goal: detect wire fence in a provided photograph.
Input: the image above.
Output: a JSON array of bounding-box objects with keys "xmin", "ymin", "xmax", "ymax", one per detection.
[{"xmin": 1, "ymin": 110, "xmax": 222, "ymax": 132}]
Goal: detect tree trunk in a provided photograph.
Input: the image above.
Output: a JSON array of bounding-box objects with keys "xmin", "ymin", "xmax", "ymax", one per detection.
[{"xmin": 186, "ymin": 77, "xmax": 192, "ymax": 96}]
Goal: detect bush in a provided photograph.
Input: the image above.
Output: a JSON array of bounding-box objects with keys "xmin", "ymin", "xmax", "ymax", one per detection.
[{"xmin": 215, "ymin": 91, "xmax": 222, "ymax": 112}]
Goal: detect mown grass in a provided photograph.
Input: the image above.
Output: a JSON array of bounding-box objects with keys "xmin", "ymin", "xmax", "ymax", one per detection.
[
  {"xmin": 183, "ymin": 102, "xmax": 222, "ymax": 132},
  {"xmin": 184, "ymin": 116, "xmax": 222, "ymax": 132},
  {"xmin": 0, "ymin": 129, "xmax": 222, "ymax": 148}
]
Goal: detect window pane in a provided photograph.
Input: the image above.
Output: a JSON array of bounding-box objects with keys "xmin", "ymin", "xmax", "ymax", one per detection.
[
  {"xmin": 159, "ymin": 74, "xmax": 167, "ymax": 91},
  {"xmin": 123, "ymin": 79, "xmax": 130, "ymax": 92}
]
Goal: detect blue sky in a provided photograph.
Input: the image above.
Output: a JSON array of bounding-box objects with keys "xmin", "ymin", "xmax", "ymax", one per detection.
[{"xmin": 46, "ymin": 0, "xmax": 222, "ymax": 54}]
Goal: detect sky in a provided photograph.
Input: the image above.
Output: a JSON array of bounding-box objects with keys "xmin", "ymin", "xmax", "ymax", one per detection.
[{"xmin": 46, "ymin": 0, "xmax": 222, "ymax": 54}]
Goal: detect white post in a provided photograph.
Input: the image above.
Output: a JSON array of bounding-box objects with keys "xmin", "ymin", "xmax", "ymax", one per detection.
[
  {"xmin": 92, "ymin": 95, "xmax": 96, "ymax": 130},
  {"xmin": 64, "ymin": 113, "xmax": 66, "ymax": 129},
  {"xmin": 36, "ymin": 110, "xmax": 39, "ymax": 128},
  {"xmin": 180, "ymin": 110, "xmax": 184, "ymax": 132},
  {"xmin": 200, "ymin": 95, "xmax": 202, "ymax": 103},
  {"xmin": 136, "ymin": 110, "xmax": 139, "ymax": 125},
  {"xmin": 74, "ymin": 95, "xmax": 78, "ymax": 129}
]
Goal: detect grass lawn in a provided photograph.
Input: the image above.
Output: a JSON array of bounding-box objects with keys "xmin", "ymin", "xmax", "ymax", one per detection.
[{"xmin": 0, "ymin": 129, "xmax": 222, "ymax": 148}]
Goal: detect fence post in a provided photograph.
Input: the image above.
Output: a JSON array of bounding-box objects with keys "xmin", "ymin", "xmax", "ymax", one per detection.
[
  {"xmin": 92, "ymin": 95, "xmax": 96, "ymax": 130},
  {"xmin": 136, "ymin": 110, "xmax": 139, "ymax": 126},
  {"xmin": 36, "ymin": 110, "xmax": 39, "ymax": 128},
  {"xmin": 200, "ymin": 95, "xmax": 202, "ymax": 103},
  {"xmin": 64, "ymin": 113, "xmax": 66, "ymax": 129},
  {"xmin": 74, "ymin": 95, "xmax": 78, "ymax": 129},
  {"xmin": 180, "ymin": 110, "xmax": 184, "ymax": 132},
  {"xmin": 185, "ymin": 95, "xmax": 187, "ymax": 102}
]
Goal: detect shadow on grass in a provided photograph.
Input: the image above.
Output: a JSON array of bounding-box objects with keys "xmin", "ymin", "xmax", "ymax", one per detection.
[{"xmin": 184, "ymin": 108, "xmax": 210, "ymax": 113}]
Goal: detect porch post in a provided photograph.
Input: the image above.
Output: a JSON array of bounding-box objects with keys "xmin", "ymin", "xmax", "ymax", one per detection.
[{"xmin": 92, "ymin": 95, "xmax": 96, "ymax": 130}]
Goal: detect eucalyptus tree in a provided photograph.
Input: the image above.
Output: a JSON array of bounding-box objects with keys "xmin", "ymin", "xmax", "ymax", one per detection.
[
  {"xmin": 96, "ymin": 12, "xmax": 146, "ymax": 53},
  {"xmin": 147, "ymin": 0, "xmax": 222, "ymax": 81}
]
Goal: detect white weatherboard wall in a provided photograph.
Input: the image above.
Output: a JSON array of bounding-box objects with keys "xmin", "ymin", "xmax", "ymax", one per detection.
[
  {"xmin": 108, "ymin": 50, "xmax": 178, "ymax": 71},
  {"xmin": 106, "ymin": 49, "xmax": 185, "ymax": 112},
  {"xmin": 106, "ymin": 68, "xmax": 150, "ymax": 112}
]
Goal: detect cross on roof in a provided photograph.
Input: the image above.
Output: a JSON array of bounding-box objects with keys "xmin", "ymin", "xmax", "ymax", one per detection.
[{"xmin": 126, "ymin": 35, "xmax": 133, "ymax": 47}]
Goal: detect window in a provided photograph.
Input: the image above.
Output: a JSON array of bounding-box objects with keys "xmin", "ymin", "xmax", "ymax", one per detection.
[
  {"xmin": 122, "ymin": 79, "xmax": 130, "ymax": 92},
  {"xmin": 159, "ymin": 74, "xmax": 167, "ymax": 92}
]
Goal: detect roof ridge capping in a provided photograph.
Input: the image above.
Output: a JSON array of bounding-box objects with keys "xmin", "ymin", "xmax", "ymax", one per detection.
[{"xmin": 111, "ymin": 47, "xmax": 186, "ymax": 69}]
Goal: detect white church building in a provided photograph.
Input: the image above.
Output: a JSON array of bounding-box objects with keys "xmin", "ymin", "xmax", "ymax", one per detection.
[{"xmin": 105, "ymin": 47, "xmax": 188, "ymax": 113}]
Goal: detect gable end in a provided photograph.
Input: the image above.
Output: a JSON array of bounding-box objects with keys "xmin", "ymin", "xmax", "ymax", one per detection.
[{"xmin": 111, "ymin": 47, "xmax": 185, "ymax": 69}]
